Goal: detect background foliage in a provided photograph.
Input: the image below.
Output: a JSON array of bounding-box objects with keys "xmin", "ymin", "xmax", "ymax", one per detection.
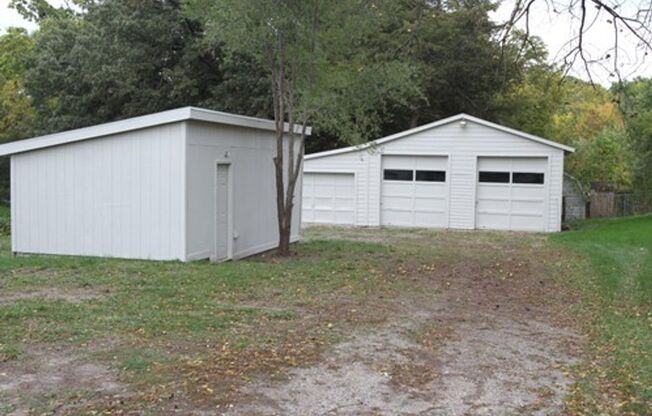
[{"xmin": 0, "ymin": 0, "xmax": 651, "ymax": 202}]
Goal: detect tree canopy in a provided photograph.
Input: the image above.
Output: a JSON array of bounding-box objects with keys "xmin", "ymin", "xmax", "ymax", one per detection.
[
  {"xmin": 24, "ymin": 0, "xmax": 274, "ymax": 134},
  {"xmin": 0, "ymin": 0, "xmax": 650, "ymax": 200}
]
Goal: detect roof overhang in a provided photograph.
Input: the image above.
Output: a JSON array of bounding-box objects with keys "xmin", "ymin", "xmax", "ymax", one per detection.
[
  {"xmin": 305, "ymin": 113, "xmax": 574, "ymax": 161},
  {"xmin": 0, "ymin": 106, "xmax": 312, "ymax": 157}
]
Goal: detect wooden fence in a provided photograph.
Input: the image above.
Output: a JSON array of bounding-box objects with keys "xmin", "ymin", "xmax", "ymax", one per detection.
[{"xmin": 588, "ymin": 192, "xmax": 651, "ymax": 218}]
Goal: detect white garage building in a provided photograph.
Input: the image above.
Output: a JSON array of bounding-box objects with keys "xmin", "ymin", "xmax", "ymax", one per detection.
[
  {"xmin": 0, "ymin": 107, "xmax": 306, "ymax": 261},
  {"xmin": 303, "ymin": 114, "xmax": 573, "ymax": 232}
]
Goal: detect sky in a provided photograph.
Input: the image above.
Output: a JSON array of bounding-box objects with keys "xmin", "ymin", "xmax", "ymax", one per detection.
[{"xmin": 1, "ymin": 0, "xmax": 651, "ymax": 87}]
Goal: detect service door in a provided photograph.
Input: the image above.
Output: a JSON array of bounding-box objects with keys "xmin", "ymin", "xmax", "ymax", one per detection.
[
  {"xmin": 381, "ymin": 155, "xmax": 449, "ymax": 228},
  {"xmin": 214, "ymin": 163, "xmax": 231, "ymax": 262},
  {"xmin": 475, "ymin": 157, "xmax": 547, "ymax": 232},
  {"xmin": 302, "ymin": 172, "xmax": 355, "ymax": 225}
]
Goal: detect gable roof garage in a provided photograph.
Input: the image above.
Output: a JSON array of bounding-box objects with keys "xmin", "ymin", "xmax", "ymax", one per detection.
[
  {"xmin": 0, "ymin": 107, "xmax": 308, "ymax": 261},
  {"xmin": 303, "ymin": 114, "xmax": 573, "ymax": 232}
]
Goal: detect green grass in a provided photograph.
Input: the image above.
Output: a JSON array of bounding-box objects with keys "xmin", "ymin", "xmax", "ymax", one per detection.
[
  {"xmin": 0, "ymin": 238, "xmax": 398, "ymax": 350},
  {"xmin": 553, "ymin": 215, "xmax": 652, "ymax": 414},
  {"xmin": 1, "ymin": 218, "xmax": 649, "ymax": 413},
  {"xmin": 0, "ymin": 232, "xmax": 417, "ymax": 411},
  {"xmin": 0, "ymin": 205, "xmax": 9, "ymax": 236}
]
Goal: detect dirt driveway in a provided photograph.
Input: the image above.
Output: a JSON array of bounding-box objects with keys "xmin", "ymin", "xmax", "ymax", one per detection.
[
  {"xmin": 226, "ymin": 227, "xmax": 583, "ymax": 415},
  {"xmin": 0, "ymin": 227, "xmax": 583, "ymax": 415}
]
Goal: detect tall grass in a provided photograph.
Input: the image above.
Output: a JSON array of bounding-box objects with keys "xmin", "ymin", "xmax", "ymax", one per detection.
[{"xmin": 553, "ymin": 215, "xmax": 652, "ymax": 414}]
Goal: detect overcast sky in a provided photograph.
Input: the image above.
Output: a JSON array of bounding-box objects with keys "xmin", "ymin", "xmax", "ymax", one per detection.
[{"xmin": 1, "ymin": 0, "xmax": 651, "ymax": 86}]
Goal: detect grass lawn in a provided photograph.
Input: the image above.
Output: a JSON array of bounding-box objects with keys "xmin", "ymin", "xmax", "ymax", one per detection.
[
  {"xmin": 0, "ymin": 228, "xmax": 429, "ymax": 414},
  {"xmin": 553, "ymin": 215, "xmax": 652, "ymax": 414},
  {"xmin": 0, "ymin": 209, "xmax": 649, "ymax": 414}
]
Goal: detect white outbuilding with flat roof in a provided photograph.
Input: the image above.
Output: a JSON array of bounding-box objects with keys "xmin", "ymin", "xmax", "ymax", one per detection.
[
  {"xmin": 303, "ymin": 114, "xmax": 573, "ymax": 232},
  {"xmin": 0, "ymin": 107, "xmax": 307, "ymax": 261}
]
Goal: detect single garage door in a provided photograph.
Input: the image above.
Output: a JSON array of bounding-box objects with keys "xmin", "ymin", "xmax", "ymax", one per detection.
[
  {"xmin": 381, "ymin": 155, "xmax": 449, "ymax": 228},
  {"xmin": 302, "ymin": 172, "xmax": 355, "ymax": 225},
  {"xmin": 476, "ymin": 157, "xmax": 547, "ymax": 231}
]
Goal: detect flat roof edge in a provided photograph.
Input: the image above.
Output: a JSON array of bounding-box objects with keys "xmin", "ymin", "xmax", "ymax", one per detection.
[{"xmin": 0, "ymin": 106, "xmax": 312, "ymax": 157}]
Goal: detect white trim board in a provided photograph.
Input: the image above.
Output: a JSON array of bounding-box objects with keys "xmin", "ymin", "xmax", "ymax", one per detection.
[
  {"xmin": 0, "ymin": 106, "xmax": 312, "ymax": 157},
  {"xmin": 305, "ymin": 113, "xmax": 574, "ymax": 161}
]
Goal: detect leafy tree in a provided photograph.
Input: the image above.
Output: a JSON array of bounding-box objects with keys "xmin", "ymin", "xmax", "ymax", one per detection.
[
  {"xmin": 567, "ymin": 127, "xmax": 634, "ymax": 189},
  {"xmin": 25, "ymin": 0, "xmax": 271, "ymax": 134},
  {"xmin": 9, "ymin": 0, "xmax": 92, "ymax": 22},
  {"xmin": 360, "ymin": 1, "xmax": 542, "ymax": 135},
  {"xmin": 0, "ymin": 27, "xmax": 35, "ymax": 144},
  {"xmin": 616, "ymin": 78, "xmax": 652, "ymax": 199},
  {"xmin": 495, "ymin": 67, "xmax": 634, "ymax": 190},
  {"xmin": 492, "ymin": 66, "xmax": 565, "ymax": 139},
  {"xmin": 0, "ymin": 27, "xmax": 36, "ymax": 201},
  {"xmin": 549, "ymin": 79, "xmax": 624, "ymax": 144},
  {"xmin": 550, "ymin": 79, "xmax": 633, "ymax": 189},
  {"xmin": 183, "ymin": 0, "xmax": 420, "ymax": 255}
]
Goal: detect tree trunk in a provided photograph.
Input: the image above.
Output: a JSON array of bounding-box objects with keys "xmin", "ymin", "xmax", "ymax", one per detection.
[
  {"xmin": 270, "ymin": 40, "xmax": 307, "ymax": 257},
  {"xmin": 277, "ymin": 209, "xmax": 292, "ymax": 256},
  {"xmin": 274, "ymin": 139, "xmax": 291, "ymax": 256}
]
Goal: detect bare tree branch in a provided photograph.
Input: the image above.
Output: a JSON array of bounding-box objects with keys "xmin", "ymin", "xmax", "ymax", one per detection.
[{"xmin": 499, "ymin": 0, "xmax": 652, "ymax": 83}]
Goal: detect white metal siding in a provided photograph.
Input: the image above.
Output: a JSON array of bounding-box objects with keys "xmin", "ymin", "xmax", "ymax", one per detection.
[
  {"xmin": 445, "ymin": 154, "xmax": 476, "ymax": 229},
  {"xmin": 304, "ymin": 120, "xmax": 566, "ymax": 232},
  {"xmin": 185, "ymin": 121, "xmax": 301, "ymax": 260},
  {"xmin": 12, "ymin": 123, "xmax": 186, "ymax": 260}
]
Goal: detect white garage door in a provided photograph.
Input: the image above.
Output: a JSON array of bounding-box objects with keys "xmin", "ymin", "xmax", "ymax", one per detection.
[
  {"xmin": 381, "ymin": 155, "xmax": 449, "ymax": 228},
  {"xmin": 302, "ymin": 172, "xmax": 355, "ymax": 225},
  {"xmin": 476, "ymin": 157, "xmax": 547, "ymax": 231}
]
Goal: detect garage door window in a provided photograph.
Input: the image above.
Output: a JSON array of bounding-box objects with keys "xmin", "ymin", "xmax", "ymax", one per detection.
[
  {"xmin": 479, "ymin": 171, "xmax": 510, "ymax": 183},
  {"xmin": 416, "ymin": 170, "xmax": 446, "ymax": 182},
  {"xmin": 513, "ymin": 172, "xmax": 544, "ymax": 184},
  {"xmin": 384, "ymin": 169, "xmax": 413, "ymax": 181}
]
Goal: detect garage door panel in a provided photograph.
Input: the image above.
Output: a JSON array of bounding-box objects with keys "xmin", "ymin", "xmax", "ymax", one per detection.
[
  {"xmin": 382, "ymin": 182, "xmax": 413, "ymax": 197},
  {"xmin": 511, "ymin": 158, "xmax": 546, "ymax": 171},
  {"xmin": 475, "ymin": 157, "xmax": 547, "ymax": 232},
  {"xmin": 381, "ymin": 155, "xmax": 449, "ymax": 228},
  {"xmin": 383, "ymin": 156, "xmax": 415, "ymax": 169},
  {"xmin": 303, "ymin": 172, "xmax": 355, "ymax": 225},
  {"xmin": 510, "ymin": 215, "xmax": 545, "ymax": 231},
  {"xmin": 335, "ymin": 186, "xmax": 355, "ymax": 198},
  {"xmin": 313, "ymin": 174, "xmax": 335, "ymax": 185},
  {"xmin": 510, "ymin": 185, "xmax": 545, "ymax": 197},
  {"xmin": 333, "ymin": 196, "xmax": 355, "ymax": 210},
  {"xmin": 477, "ymin": 157, "xmax": 509, "ymax": 171},
  {"xmin": 511, "ymin": 200, "xmax": 544, "ymax": 213},
  {"xmin": 414, "ymin": 197, "xmax": 446, "ymax": 212},
  {"xmin": 334, "ymin": 211, "xmax": 355, "ymax": 224},
  {"xmin": 313, "ymin": 196, "xmax": 336, "ymax": 207},
  {"xmin": 477, "ymin": 185, "xmax": 510, "ymax": 199},
  {"xmin": 476, "ymin": 213, "xmax": 510, "ymax": 230},
  {"xmin": 314, "ymin": 210, "xmax": 335, "ymax": 223},
  {"xmin": 477, "ymin": 199, "xmax": 510, "ymax": 212},
  {"xmin": 314, "ymin": 183, "xmax": 335, "ymax": 193},
  {"xmin": 415, "ymin": 212, "xmax": 447, "ymax": 226},
  {"xmin": 414, "ymin": 157, "xmax": 447, "ymax": 170},
  {"xmin": 383, "ymin": 210, "xmax": 414, "ymax": 226},
  {"xmin": 382, "ymin": 196, "xmax": 412, "ymax": 210},
  {"xmin": 414, "ymin": 183, "xmax": 446, "ymax": 192}
]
